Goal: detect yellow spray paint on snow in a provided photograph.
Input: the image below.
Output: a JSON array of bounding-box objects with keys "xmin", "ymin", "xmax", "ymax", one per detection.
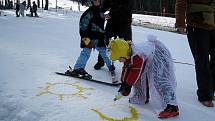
[
  {"xmin": 37, "ymin": 82, "xmax": 94, "ymax": 100},
  {"xmin": 91, "ymin": 106, "xmax": 138, "ymax": 121}
]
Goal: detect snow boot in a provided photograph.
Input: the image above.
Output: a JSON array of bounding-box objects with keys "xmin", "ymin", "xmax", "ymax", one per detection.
[
  {"xmin": 200, "ymin": 101, "xmax": 214, "ymax": 107},
  {"xmin": 94, "ymin": 54, "xmax": 105, "ymax": 70},
  {"xmin": 65, "ymin": 68, "xmax": 92, "ymax": 80},
  {"xmin": 158, "ymin": 104, "xmax": 179, "ymax": 118},
  {"xmin": 94, "ymin": 61, "xmax": 105, "ymax": 70},
  {"xmin": 110, "ymin": 71, "xmax": 118, "ymax": 83}
]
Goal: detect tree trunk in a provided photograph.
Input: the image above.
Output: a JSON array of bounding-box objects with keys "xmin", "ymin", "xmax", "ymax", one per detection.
[
  {"xmin": 44, "ymin": 0, "xmax": 48, "ymax": 10},
  {"xmin": 42, "ymin": 0, "xmax": 43, "ymax": 8},
  {"xmin": 27, "ymin": 0, "xmax": 31, "ymax": 9},
  {"xmin": 37, "ymin": 0, "xmax": 40, "ymax": 8}
]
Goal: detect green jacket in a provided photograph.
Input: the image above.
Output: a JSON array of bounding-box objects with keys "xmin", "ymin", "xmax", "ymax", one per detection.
[{"xmin": 175, "ymin": 0, "xmax": 215, "ymax": 30}]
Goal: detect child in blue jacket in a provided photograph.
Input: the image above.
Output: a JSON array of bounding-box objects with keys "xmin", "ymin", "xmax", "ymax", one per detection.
[{"xmin": 66, "ymin": 0, "xmax": 115, "ymax": 82}]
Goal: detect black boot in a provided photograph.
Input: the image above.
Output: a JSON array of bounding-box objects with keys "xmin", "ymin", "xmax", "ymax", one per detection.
[
  {"xmin": 94, "ymin": 54, "xmax": 105, "ymax": 70},
  {"xmin": 65, "ymin": 68, "xmax": 92, "ymax": 80}
]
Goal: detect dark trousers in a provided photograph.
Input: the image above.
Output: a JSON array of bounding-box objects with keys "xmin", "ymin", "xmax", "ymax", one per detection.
[
  {"xmin": 105, "ymin": 20, "xmax": 132, "ymax": 42},
  {"xmin": 31, "ymin": 11, "xmax": 38, "ymax": 17},
  {"xmin": 33, "ymin": 11, "xmax": 38, "ymax": 17},
  {"xmin": 187, "ymin": 26, "xmax": 215, "ymax": 101},
  {"xmin": 97, "ymin": 20, "xmax": 132, "ymax": 64},
  {"xmin": 16, "ymin": 10, "xmax": 20, "ymax": 17}
]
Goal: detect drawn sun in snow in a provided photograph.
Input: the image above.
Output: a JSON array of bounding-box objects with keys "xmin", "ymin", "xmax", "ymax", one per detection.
[
  {"xmin": 37, "ymin": 82, "xmax": 94, "ymax": 100},
  {"xmin": 91, "ymin": 105, "xmax": 138, "ymax": 121}
]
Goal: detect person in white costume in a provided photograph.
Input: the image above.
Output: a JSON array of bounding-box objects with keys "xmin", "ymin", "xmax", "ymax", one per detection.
[{"xmin": 109, "ymin": 35, "xmax": 179, "ymax": 118}]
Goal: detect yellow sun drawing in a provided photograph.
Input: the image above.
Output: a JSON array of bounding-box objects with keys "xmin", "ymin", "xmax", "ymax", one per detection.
[
  {"xmin": 91, "ymin": 105, "xmax": 138, "ymax": 121},
  {"xmin": 37, "ymin": 82, "xmax": 94, "ymax": 100}
]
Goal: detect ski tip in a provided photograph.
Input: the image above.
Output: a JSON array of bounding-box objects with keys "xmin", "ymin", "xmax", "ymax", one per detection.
[
  {"xmin": 55, "ymin": 72, "xmax": 66, "ymax": 75},
  {"xmin": 112, "ymin": 80, "xmax": 119, "ymax": 83},
  {"xmin": 111, "ymin": 82, "xmax": 121, "ymax": 86}
]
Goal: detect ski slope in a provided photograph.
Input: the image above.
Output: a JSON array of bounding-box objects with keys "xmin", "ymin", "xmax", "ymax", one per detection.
[{"xmin": 0, "ymin": 8, "xmax": 215, "ymax": 121}]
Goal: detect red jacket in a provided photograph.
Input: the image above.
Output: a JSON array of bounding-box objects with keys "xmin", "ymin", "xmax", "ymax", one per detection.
[{"xmin": 121, "ymin": 55, "xmax": 145, "ymax": 86}]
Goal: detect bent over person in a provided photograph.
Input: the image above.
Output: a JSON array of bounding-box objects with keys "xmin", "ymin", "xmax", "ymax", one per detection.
[{"xmin": 110, "ymin": 36, "xmax": 179, "ymax": 118}]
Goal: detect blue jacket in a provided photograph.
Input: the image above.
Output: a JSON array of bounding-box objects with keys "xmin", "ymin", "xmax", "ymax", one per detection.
[{"xmin": 79, "ymin": 5, "xmax": 105, "ymax": 48}]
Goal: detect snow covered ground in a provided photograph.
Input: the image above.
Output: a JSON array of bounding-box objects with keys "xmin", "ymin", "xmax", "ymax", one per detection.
[{"xmin": 0, "ymin": 3, "xmax": 215, "ymax": 121}]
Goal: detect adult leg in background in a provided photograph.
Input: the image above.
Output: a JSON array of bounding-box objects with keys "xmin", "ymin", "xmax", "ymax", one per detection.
[{"xmin": 187, "ymin": 26, "xmax": 213, "ymax": 104}]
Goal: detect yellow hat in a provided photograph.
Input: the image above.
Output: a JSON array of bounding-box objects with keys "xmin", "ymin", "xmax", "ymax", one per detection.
[{"xmin": 109, "ymin": 38, "xmax": 130, "ymax": 61}]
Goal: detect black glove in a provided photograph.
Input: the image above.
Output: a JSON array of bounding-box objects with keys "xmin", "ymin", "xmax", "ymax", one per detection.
[{"xmin": 118, "ymin": 82, "xmax": 131, "ymax": 96}]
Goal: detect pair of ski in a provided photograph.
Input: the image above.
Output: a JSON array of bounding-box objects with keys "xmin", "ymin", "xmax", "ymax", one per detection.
[{"xmin": 55, "ymin": 68, "xmax": 121, "ymax": 86}]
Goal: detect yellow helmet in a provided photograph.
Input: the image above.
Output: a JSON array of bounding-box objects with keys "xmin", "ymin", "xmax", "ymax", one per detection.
[{"xmin": 109, "ymin": 38, "xmax": 130, "ymax": 61}]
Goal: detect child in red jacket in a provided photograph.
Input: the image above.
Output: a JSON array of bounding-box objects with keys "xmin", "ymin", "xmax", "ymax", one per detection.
[{"xmin": 110, "ymin": 36, "xmax": 179, "ymax": 118}]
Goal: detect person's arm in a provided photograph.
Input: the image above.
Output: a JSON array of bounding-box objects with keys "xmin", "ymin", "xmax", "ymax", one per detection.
[
  {"xmin": 79, "ymin": 9, "xmax": 92, "ymax": 38},
  {"xmin": 119, "ymin": 55, "xmax": 145, "ymax": 96},
  {"xmin": 175, "ymin": 0, "xmax": 187, "ymax": 33},
  {"xmin": 122, "ymin": 55, "xmax": 145, "ymax": 86}
]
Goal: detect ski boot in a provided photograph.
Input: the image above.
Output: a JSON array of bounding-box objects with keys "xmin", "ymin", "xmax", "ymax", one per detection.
[
  {"xmin": 110, "ymin": 71, "xmax": 118, "ymax": 83},
  {"xmin": 158, "ymin": 104, "xmax": 179, "ymax": 118},
  {"xmin": 108, "ymin": 65, "xmax": 118, "ymax": 83},
  {"xmin": 65, "ymin": 67, "xmax": 92, "ymax": 80}
]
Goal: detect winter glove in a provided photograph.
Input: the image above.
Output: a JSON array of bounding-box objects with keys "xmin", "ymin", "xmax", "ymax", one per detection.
[
  {"xmin": 82, "ymin": 38, "xmax": 91, "ymax": 46},
  {"xmin": 81, "ymin": 37, "xmax": 92, "ymax": 48},
  {"xmin": 118, "ymin": 82, "xmax": 132, "ymax": 96}
]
